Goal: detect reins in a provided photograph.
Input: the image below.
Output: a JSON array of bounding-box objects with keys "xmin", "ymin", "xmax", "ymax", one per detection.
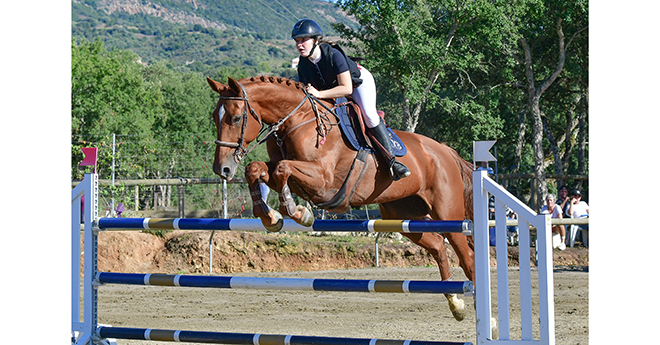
[{"xmin": 215, "ymin": 81, "xmax": 340, "ymax": 163}]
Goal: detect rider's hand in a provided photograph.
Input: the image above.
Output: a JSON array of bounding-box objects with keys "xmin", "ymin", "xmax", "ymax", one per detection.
[{"xmin": 305, "ymin": 84, "xmax": 320, "ymax": 98}]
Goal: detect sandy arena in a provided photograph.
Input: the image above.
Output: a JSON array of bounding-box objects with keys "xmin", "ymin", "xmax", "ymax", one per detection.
[{"xmin": 96, "ymin": 266, "xmax": 588, "ymax": 345}]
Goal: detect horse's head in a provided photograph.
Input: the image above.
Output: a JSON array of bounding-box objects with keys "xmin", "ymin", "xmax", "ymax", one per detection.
[{"xmin": 207, "ymin": 77, "xmax": 263, "ymax": 180}]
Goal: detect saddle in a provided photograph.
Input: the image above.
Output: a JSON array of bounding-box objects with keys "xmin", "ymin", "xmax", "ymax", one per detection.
[
  {"xmin": 312, "ymin": 98, "xmax": 406, "ymax": 213},
  {"xmin": 333, "ymin": 97, "xmax": 407, "ymax": 157}
]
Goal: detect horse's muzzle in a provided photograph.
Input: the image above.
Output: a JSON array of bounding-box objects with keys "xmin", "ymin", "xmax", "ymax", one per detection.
[{"xmin": 213, "ymin": 161, "xmax": 237, "ymax": 180}]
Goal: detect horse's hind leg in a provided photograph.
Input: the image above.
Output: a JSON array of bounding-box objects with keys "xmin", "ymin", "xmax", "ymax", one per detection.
[
  {"xmin": 245, "ymin": 161, "xmax": 283, "ymax": 232},
  {"xmin": 401, "ymin": 230, "xmax": 467, "ymax": 322},
  {"xmin": 444, "ymin": 232, "xmax": 475, "ymax": 283}
]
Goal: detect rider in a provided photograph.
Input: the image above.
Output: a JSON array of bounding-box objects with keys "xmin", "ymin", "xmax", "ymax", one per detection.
[{"xmin": 291, "ymin": 19, "xmax": 410, "ymax": 181}]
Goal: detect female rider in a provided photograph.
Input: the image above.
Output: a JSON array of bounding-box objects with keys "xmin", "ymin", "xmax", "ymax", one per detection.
[{"xmin": 291, "ymin": 19, "xmax": 410, "ymax": 181}]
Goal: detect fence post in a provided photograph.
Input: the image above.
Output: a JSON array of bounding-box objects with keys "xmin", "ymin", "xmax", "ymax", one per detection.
[
  {"xmin": 111, "ymin": 133, "xmax": 116, "ymax": 217},
  {"xmin": 71, "ymin": 173, "xmax": 99, "ymax": 345},
  {"xmin": 178, "ymin": 184, "xmax": 185, "ymax": 218}
]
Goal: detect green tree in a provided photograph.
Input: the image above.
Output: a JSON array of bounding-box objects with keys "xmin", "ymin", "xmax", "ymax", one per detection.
[
  {"xmin": 142, "ymin": 61, "xmax": 216, "ymax": 135},
  {"xmin": 71, "ymin": 38, "xmax": 219, "ymax": 186},
  {"xmin": 334, "ymin": 0, "xmax": 498, "ymax": 135},
  {"xmin": 71, "ymin": 38, "xmax": 160, "ymax": 137},
  {"xmin": 486, "ymin": 0, "xmax": 588, "ymax": 206}
]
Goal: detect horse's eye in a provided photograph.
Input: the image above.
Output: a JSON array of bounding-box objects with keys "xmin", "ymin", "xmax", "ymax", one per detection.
[{"xmin": 232, "ymin": 115, "xmax": 242, "ymax": 124}]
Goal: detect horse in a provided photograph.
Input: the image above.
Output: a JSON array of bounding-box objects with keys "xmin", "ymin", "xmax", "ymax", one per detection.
[{"xmin": 206, "ymin": 75, "xmax": 475, "ymax": 321}]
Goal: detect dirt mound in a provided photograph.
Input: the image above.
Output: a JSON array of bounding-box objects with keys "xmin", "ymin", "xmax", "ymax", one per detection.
[{"xmin": 92, "ymin": 230, "xmax": 588, "ymax": 274}]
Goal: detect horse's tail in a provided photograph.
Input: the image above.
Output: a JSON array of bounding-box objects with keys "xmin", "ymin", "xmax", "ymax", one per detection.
[{"xmin": 449, "ymin": 148, "xmax": 474, "ymax": 221}]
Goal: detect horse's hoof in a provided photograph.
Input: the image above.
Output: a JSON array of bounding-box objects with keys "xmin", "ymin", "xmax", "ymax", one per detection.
[
  {"xmin": 297, "ymin": 205, "xmax": 315, "ymax": 227},
  {"xmin": 448, "ymin": 295, "xmax": 466, "ymax": 321},
  {"xmin": 264, "ymin": 210, "xmax": 284, "ymax": 232}
]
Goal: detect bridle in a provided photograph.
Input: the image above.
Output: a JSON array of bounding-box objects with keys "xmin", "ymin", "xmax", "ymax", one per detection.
[
  {"xmin": 214, "ymin": 83, "xmax": 262, "ymax": 163},
  {"xmin": 214, "ymin": 82, "xmax": 336, "ymax": 163}
]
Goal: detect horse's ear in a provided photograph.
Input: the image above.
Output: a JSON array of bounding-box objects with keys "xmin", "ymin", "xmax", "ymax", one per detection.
[
  {"xmin": 227, "ymin": 77, "xmax": 243, "ymax": 96},
  {"xmin": 206, "ymin": 77, "xmax": 227, "ymax": 94}
]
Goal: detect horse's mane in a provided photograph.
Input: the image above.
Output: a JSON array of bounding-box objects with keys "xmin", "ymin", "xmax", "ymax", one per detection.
[{"xmin": 241, "ymin": 75, "xmax": 305, "ymax": 91}]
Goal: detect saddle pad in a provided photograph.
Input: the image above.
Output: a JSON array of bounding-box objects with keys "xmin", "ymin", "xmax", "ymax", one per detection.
[{"xmin": 334, "ymin": 98, "xmax": 407, "ymax": 157}]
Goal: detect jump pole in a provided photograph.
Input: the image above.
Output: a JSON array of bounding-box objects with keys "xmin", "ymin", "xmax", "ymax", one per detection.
[
  {"xmin": 97, "ymin": 327, "xmax": 470, "ymax": 345},
  {"xmin": 96, "ymin": 272, "xmax": 474, "ymax": 295},
  {"xmin": 96, "ymin": 217, "xmax": 473, "ymax": 234}
]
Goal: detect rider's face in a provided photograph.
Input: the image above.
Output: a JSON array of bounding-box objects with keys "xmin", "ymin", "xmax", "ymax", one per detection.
[{"xmin": 295, "ymin": 37, "xmax": 315, "ymax": 57}]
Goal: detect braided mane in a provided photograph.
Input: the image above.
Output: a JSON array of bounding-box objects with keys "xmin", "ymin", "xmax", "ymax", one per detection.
[{"xmin": 245, "ymin": 75, "xmax": 304, "ymax": 90}]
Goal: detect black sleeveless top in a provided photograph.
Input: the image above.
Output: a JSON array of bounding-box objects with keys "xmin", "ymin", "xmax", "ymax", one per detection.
[{"xmin": 297, "ymin": 42, "xmax": 362, "ymax": 91}]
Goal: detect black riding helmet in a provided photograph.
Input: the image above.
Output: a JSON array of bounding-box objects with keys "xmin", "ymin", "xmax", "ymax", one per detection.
[{"xmin": 291, "ymin": 19, "xmax": 323, "ymax": 39}]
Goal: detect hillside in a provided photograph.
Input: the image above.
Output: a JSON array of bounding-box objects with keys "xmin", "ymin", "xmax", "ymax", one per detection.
[{"xmin": 71, "ymin": 0, "xmax": 358, "ymax": 77}]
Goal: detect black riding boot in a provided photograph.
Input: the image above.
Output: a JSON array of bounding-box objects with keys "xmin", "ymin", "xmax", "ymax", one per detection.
[{"xmin": 367, "ymin": 121, "xmax": 411, "ymax": 181}]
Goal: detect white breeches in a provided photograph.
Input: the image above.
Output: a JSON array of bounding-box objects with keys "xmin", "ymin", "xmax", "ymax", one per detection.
[{"xmin": 352, "ymin": 66, "xmax": 380, "ymax": 128}]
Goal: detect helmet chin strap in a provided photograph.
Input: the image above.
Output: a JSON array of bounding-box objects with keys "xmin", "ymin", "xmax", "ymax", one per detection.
[{"xmin": 307, "ymin": 38, "xmax": 320, "ymax": 61}]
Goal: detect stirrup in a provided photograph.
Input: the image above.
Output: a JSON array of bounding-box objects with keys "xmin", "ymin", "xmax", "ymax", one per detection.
[{"xmin": 389, "ymin": 161, "xmax": 411, "ymax": 181}]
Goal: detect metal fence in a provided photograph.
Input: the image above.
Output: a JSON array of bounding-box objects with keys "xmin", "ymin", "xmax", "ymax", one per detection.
[{"xmin": 72, "ymin": 133, "xmax": 252, "ymax": 217}]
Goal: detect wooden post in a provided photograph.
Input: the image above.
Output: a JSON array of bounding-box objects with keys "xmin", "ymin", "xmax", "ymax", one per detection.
[
  {"xmin": 153, "ymin": 189, "xmax": 158, "ymax": 210},
  {"xmin": 178, "ymin": 185, "xmax": 185, "ymax": 218},
  {"xmin": 134, "ymin": 186, "xmax": 139, "ymax": 211}
]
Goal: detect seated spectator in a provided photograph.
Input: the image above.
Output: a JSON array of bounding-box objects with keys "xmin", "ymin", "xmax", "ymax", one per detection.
[
  {"xmin": 557, "ymin": 185, "xmax": 571, "ymax": 218},
  {"xmin": 568, "ymin": 189, "xmax": 589, "ymax": 230},
  {"xmin": 540, "ymin": 193, "xmax": 566, "ymax": 250}
]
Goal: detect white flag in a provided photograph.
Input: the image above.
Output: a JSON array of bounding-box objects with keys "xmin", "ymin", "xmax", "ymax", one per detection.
[{"xmin": 473, "ymin": 140, "xmax": 497, "ymax": 162}]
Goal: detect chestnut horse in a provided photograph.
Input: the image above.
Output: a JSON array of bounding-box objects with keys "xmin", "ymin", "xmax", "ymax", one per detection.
[{"xmin": 207, "ymin": 76, "xmax": 475, "ymax": 321}]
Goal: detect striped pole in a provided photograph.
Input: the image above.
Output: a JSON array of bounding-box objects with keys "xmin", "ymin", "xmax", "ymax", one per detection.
[
  {"xmin": 96, "ymin": 272, "xmax": 474, "ymax": 295},
  {"xmin": 97, "ymin": 327, "xmax": 473, "ymax": 345},
  {"xmin": 96, "ymin": 218, "xmax": 472, "ymax": 235}
]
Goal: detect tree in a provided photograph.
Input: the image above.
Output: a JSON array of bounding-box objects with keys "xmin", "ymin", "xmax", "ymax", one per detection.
[
  {"xmin": 71, "ymin": 39, "xmax": 218, "ymax": 184},
  {"xmin": 332, "ymin": 0, "xmax": 588, "ymax": 207},
  {"xmin": 334, "ymin": 0, "xmax": 470, "ymax": 132},
  {"xmin": 71, "ymin": 38, "xmax": 160, "ymax": 137},
  {"xmin": 333, "ymin": 0, "xmax": 508, "ymax": 156},
  {"xmin": 488, "ymin": 0, "xmax": 588, "ymax": 206}
]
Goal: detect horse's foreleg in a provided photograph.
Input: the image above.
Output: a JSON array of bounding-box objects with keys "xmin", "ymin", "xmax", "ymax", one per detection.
[
  {"xmin": 277, "ymin": 182, "xmax": 314, "ymax": 227},
  {"xmin": 401, "ymin": 231, "xmax": 467, "ymax": 322},
  {"xmin": 271, "ymin": 160, "xmax": 328, "ymax": 227},
  {"xmin": 245, "ymin": 161, "xmax": 283, "ymax": 232}
]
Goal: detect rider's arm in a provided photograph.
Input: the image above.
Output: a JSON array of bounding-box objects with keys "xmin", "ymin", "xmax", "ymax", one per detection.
[{"xmin": 307, "ymin": 71, "xmax": 353, "ymax": 99}]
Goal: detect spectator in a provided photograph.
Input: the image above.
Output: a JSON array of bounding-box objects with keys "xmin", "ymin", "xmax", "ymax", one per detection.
[
  {"xmin": 506, "ymin": 208, "xmax": 519, "ymax": 246},
  {"xmin": 488, "ymin": 196, "xmax": 496, "ymax": 220},
  {"xmin": 568, "ymin": 189, "xmax": 589, "ymax": 224},
  {"xmin": 540, "ymin": 193, "xmax": 566, "ymax": 250},
  {"xmin": 557, "ymin": 185, "xmax": 571, "ymax": 218},
  {"xmin": 116, "ymin": 203, "xmax": 125, "ymax": 217}
]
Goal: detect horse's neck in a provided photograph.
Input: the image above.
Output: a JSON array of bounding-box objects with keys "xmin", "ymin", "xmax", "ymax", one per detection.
[{"xmin": 251, "ymin": 83, "xmax": 331, "ymax": 127}]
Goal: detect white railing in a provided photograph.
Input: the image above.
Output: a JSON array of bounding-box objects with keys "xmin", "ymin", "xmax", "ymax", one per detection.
[{"xmin": 473, "ymin": 169, "xmax": 555, "ymax": 345}]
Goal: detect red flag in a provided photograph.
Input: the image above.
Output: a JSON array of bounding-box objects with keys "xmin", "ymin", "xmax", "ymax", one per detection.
[{"xmin": 79, "ymin": 147, "xmax": 98, "ymax": 168}]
